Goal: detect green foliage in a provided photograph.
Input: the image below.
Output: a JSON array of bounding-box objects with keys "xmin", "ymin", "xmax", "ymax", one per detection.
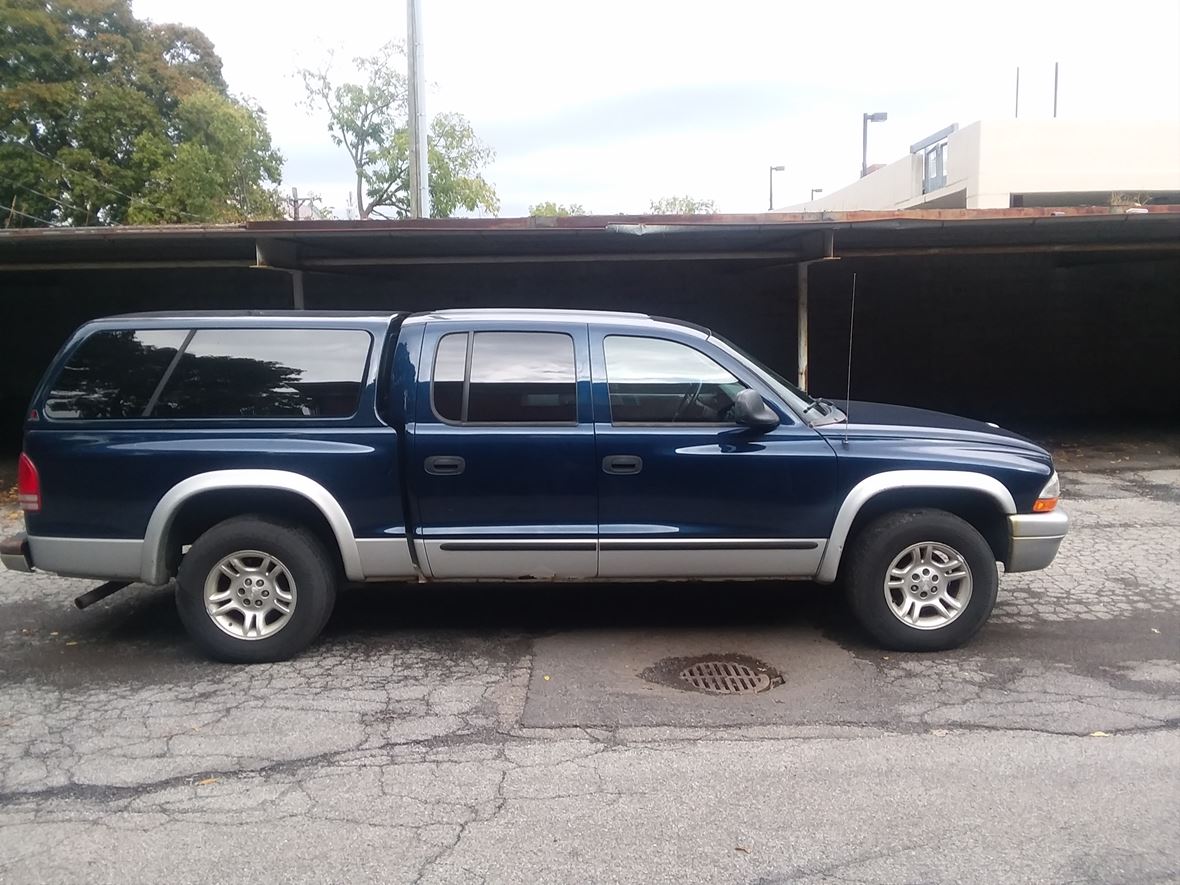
[
  {"xmin": 0, "ymin": 0, "xmax": 282, "ymax": 226},
  {"xmin": 300, "ymin": 43, "xmax": 499, "ymax": 219},
  {"xmin": 528, "ymin": 201, "xmax": 587, "ymax": 217},
  {"xmin": 648, "ymin": 195, "xmax": 717, "ymax": 215}
]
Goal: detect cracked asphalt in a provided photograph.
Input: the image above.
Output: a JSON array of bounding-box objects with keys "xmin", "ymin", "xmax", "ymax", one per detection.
[{"xmin": 1, "ymin": 463, "xmax": 1177, "ymax": 884}]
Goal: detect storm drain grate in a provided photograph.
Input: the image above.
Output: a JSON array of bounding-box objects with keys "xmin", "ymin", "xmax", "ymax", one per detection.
[{"xmin": 679, "ymin": 660, "xmax": 773, "ymax": 695}]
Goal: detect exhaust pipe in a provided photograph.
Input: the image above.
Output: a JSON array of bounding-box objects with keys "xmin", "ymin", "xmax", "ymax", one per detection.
[{"xmin": 74, "ymin": 581, "xmax": 130, "ymax": 610}]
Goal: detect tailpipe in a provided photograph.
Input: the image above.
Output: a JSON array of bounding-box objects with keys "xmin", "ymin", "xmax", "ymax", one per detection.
[{"xmin": 74, "ymin": 581, "xmax": 130, "ymax": 610}]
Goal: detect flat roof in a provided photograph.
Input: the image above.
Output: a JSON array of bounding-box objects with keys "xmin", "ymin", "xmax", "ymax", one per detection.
[{"xmin": 2, "ymin": 207, "xmax": 1179, "ymax": 271}]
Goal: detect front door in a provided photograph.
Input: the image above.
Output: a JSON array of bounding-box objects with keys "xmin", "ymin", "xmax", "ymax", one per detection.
[
  {"xmin": 590, "ymin": 329, "xmax": 838, "ymax": 578},
  {"xmin": 409, "ymin": 322, "xmax": 597, "ymax": 578}
]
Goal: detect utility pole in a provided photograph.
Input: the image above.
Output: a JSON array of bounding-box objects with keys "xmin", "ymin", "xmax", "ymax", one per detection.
[
  {"xmin": 286, "ymin": 187, "xmax": 316, "ymax": 222},
  {"xmin": 406, "ymin": 0, "xmax": 430, "ymax": 218},
  {"xmin": 1053, "ymin": 61, "xmax": 1059, "ymax": 118}
]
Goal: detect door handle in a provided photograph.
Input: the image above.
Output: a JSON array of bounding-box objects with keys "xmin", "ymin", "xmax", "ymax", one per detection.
[
  {"xmin": 425, "ymin": 455, "xmax": 465, "ymax": 476},
  {"xmin": 602, "ymin": 455, "xmax": 643, "ymax": 475}
]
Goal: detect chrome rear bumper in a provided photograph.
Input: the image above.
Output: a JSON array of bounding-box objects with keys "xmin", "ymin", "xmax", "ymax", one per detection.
[
  {"xmin": 1006, "ymin": 511, "xmax": 1069, "ymax": 573},
  {"xmin": 0, "ymin": 532, "xmax": 33, "ymax": 573}
]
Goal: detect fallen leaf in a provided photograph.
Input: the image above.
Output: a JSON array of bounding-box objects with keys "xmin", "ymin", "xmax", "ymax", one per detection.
[
  {"xmin": 196, "ymin": 777, "xmax": 219, "ymax": 786},
  {"xmin": 734, "ymin": 847, "xmax": 750, "ymax": 854},
  {"xmin": 931, "ymin": 729, "xmax": 949, "ymax": 736},
  {"xmin": 1089, "ymin": 731, "xmax": 1110, "ymax": 737},
  {"xmin": 543, "ymin": 675, "xmax": 551, "ymax": 681}
]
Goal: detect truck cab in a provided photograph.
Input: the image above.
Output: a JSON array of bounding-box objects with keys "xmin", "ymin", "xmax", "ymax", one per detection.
[{"xmin": 2, "ymin": 308, "xmax": 1067, "ymax": 662}]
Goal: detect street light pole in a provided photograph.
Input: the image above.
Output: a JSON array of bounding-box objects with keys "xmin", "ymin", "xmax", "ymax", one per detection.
[
  {"xmin": 810, "ymin": 188, "xmax": 823, "ymax": 202},
  {"xmin": 861, "ymin": 111, "xmax": 888, "ymax": 178},
  {"xmin": 768, "ymin": 165, "xmax": 784, "ymax": 211}
]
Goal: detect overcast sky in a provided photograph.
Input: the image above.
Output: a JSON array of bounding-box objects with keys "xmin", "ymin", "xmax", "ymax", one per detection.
[{"xmin": 133, "ymin": 0, "xmax": 1180, "ymax": 217}]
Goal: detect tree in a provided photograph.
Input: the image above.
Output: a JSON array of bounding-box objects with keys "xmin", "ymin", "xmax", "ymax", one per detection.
[
  {"xmin": 300, "ymin": 43, "xmax": 499, "ymax": 219},
  {"xmin": 529, "ymin": 202, "xmax": 587, "ymax": 217},
  {"xmin": 648, "ymin": 196, "xmax": 717, "ymax": 215},
  {"xmin": 0, "ymin": 0, "xmax": 283, "ymax": 226}
]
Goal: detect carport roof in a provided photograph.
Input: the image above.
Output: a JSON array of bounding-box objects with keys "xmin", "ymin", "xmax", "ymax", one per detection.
[{"xmin": 1, "ymin": 206, "xmax": 1179, "ymax": 271}]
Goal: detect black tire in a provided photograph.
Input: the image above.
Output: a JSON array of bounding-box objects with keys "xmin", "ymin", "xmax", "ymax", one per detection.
[
  {"xmin": 176, "ymin": 515, "xmax": 337, "ymax": 663},
  {"xmin": 843, "ymin": 508, "xmax": 997, "ymax": 652}
]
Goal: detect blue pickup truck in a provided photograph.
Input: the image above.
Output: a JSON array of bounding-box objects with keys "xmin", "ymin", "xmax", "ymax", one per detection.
[{"xmin": 1, "ymin": 309, "xmax": 1067, "ymax": 662}]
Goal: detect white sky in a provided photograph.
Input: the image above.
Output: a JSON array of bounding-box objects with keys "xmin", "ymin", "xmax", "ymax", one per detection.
[{"xmin": 132, "ymin": 0, "xmax": 1180, "ymax": 217}]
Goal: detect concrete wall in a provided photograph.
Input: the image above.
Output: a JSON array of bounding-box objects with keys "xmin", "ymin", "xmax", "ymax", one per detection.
[
  {"xmin": 793, "ymin": 119, "xmax": 1180, "ymax": 211},
  {"xmin": 1, "ymin": 253, "xmax": 1177, "ymax": 451}
]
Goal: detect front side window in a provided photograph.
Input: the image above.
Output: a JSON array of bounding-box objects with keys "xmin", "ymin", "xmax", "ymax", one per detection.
[
  {"xmin": 430, "ymin": 331, "xmax": 577, "ymax": 424},
  {"xmin": 45, "ymin": 329, "xmax": 189, "ymax": 419},
  {"xmin": 153, "ymin": 329, "xmax": 370, "ymax": 418},
  {"xmin": 604, "ymin": 335, "xmax": 745, "ymax": 424}
]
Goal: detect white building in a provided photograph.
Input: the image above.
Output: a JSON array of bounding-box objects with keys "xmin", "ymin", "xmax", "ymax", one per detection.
[{"xmin": 792, "ymin": 119, "xmax": 1180, "ymax": 212}]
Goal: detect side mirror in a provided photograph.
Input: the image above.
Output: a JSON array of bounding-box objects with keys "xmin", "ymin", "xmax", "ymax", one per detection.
[{"xmin": 733, "ymin": 389, "xmax": 780, "ymax": 430}]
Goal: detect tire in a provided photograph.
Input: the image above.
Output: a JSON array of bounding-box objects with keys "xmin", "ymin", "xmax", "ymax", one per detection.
[
  {"xmin": 176, "ymin": 515, "xmax": 337, "ymax": 663},
  {"xmin": 843, "ymin": 508, "xmax": 998, "ymax": 652}
]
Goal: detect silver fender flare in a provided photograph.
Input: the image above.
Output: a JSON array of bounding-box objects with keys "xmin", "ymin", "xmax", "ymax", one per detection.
[
  {"xmin": 814, "ymin": 470, "xmax": 1017, "ymax": 584},
  {"xmin": 141, "ymin": 470, "xmax": 364, "ymax": 584}
]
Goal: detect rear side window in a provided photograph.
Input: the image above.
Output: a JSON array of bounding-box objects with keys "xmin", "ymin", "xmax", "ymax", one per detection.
[
  {"xmin": 430, "ymin": 331, "xmax": 577, "ymax": 424},
  {"xmin": 44, "ymin": 330, "xmax": 188, "ymax": 419},
  {"xmin": 153, "ymin": 329, "xmax": 371, "ymax": 418}
]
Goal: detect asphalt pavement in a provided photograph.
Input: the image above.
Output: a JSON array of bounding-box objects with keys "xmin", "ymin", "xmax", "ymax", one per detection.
[{"xmin": 0, "ymin": 462, "xmax": 1177, "ymax": 884}]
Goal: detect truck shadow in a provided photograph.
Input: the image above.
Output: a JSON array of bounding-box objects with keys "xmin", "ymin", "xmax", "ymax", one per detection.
[{"xmin": 326, "ymin": 579, "xmax": 847, "ymax": 638}]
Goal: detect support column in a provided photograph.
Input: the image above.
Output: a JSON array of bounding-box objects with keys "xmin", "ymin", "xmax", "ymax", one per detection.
[
  {"xmin": 796, "ymin": 262, "xmax": 809, "ymax": 390},
  {"xmin": 291, "ymin": 270, "xmax": 305, "ymax": 310}
]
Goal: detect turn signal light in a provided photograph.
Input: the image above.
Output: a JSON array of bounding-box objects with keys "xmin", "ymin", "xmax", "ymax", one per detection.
[{"xmin": 1033, "ymin": 472, "xmax": 1060, "ymax": 513}]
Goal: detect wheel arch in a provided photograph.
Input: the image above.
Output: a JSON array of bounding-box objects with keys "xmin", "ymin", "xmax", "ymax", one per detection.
[
  {"xmin": 142, "ymin": 470, "xmax": 363, "ymax": 584},
  {"xmin": 815, "ymin": 470, "xmax": 1016, "ymax": 584}
]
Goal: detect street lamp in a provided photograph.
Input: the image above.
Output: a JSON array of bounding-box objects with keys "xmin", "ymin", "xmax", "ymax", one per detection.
[
  {"xmin": 810, "ymin": 188, "xmax": 823, "ymax": 202},
  {"xmin": 861, "ymin": 111, "xmax": 888, "ymax": 178},
  {"xmin": 768, "ymin": 165, "xmax": 784, "ymax": 211}
]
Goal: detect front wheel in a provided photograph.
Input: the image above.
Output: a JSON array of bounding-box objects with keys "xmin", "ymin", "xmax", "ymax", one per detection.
[
  {"xmin": 843, "ymin": 509, "xmax": 998, "ymax": 651},
  {"xmin": 176, "ymin": 516, "xmax": 337, "ymax": 663}
]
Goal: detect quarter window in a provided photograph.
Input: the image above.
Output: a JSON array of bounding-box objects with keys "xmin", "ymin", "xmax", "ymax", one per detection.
[
  {"xmin": 45, "ymin": 330, "xmax": 189, "ymax": 419},
  {"xmin": 430, "ymin": 331, "xmax": 577, "ymax": 424},
  {"xmin": 604, "ymin": 336, "xmax": 745, "ymax": 424},
  {"xmin": 152, "ymin": 329, "xmax": 370, "ymax": 418}
]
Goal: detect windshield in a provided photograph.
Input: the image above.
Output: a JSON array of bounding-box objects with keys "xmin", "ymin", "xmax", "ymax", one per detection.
[{"xmin": 708, "ymin": 333, "xmax": 844, "ymax": 424}]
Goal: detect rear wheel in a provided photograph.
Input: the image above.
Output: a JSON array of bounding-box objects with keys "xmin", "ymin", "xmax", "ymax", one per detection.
[
  {"xmin": 843, "ymin": 509, "xmax": 997, "ymax": 651},
  {"xmin": 176, "ymin": 516, "xmax": 337, "ymax": 663}
]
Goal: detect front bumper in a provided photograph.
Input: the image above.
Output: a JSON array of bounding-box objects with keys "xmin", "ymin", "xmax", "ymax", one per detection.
[
  {"xmin": 1006, "ymin": 511, "xmax": 1069, "ymax": 573},
  {"xmin": 1, "ymin": 532, "xmax": 33, "ymax": 573}
]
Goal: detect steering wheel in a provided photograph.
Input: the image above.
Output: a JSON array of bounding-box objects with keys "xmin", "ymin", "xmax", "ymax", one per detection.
[{"xmin": 670, "ymin": 381, "xmax": 703, "ymax": 422}]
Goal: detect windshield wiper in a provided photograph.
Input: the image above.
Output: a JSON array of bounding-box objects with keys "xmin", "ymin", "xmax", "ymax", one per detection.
[{"xmin": 800, "ymin": 397, "xmax": 831, "ymax": 418}]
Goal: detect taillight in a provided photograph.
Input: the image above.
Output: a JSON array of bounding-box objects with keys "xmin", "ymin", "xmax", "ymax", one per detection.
[{"xmin": 17, "ymin": 453, "xmax": 40, "ymax": 512}]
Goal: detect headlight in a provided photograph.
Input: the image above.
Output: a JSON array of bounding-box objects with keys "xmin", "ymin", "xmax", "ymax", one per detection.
[{"xmin": 1033, "ymin": 472, "xmax": 1060, "ymax": 512}]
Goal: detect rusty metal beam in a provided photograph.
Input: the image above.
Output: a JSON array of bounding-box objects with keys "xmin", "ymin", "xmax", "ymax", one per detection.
[{"xmin": 300, "ymin": 250, "xmax": 801, "ymax": 267}]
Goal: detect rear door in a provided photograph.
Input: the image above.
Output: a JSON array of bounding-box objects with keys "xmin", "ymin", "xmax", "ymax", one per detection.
[
  {"xmin": 590, "ymin": 327, "xmax": 838, "ymax": 578},
  {"xmin": 407, "ymin": 322, "xmax": 597, "ymax": 578}
]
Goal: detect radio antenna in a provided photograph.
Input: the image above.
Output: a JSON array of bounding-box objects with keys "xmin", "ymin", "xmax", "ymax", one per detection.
[{"xmin": 843, "ymin": 272, "xmax": 857, "ymax": 446}]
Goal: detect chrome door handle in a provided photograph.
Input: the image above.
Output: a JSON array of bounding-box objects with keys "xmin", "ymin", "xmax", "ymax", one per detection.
[
  {"xmin": 602, "ymin": 455, "xmax": 643, "ymax": 475},
  {"xmin": 425, "ymin": 455, "xmax": 465, "ymax": 476}
]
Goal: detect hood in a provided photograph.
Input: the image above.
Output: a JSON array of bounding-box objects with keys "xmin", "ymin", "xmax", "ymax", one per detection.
[{"xmin": 823, "ymin": 400, "xmax": 1041, "ymax": 447}]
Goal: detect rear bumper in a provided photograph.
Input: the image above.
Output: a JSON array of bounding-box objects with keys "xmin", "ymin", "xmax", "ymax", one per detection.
[
  {"xmin": 0, "ymin": 532, "xmax": 33, "ymax": 573},
  {"xmin": 1006, "ymin": 510, "xmax": 1069, "ymax": 573}
]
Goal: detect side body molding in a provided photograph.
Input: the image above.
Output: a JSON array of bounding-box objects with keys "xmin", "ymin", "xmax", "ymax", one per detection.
[
  {"xmin": 142, "ymin": 470, "xmax": 365, "ymax": 584},
  {"xmin": 813, "ymin": 470, "xmax": 1017, "ymax": 584}
]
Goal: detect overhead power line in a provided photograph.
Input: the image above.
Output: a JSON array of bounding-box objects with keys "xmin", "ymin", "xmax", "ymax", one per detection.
[
  {"xmin": 4, "ymin": 141, "xmax": 207, "ymax": 221},
  {"xmin": 0, "ymin": 177, "xmax": 112, "ymax": 225},
  {"xmin": 2, "ymin": 203, "xmax": 55, "ymax": 226}
]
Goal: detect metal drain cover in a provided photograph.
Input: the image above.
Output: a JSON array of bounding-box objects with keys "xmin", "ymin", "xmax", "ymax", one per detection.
[{"xmin": 679, "ymin": 660, "xmax": 773, "ymax": 695}]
